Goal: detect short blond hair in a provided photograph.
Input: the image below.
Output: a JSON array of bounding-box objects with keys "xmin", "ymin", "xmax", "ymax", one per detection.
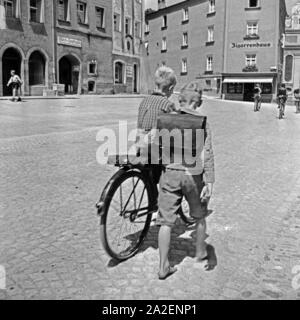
[{"xmin": 154, "ymin": 66, "xmax": 177, "ymax": 91}]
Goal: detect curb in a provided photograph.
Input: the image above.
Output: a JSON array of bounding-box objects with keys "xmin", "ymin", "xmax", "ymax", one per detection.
[{"xmin": 0, "ymin": 94, "xmax": 147, "ymax": 101}]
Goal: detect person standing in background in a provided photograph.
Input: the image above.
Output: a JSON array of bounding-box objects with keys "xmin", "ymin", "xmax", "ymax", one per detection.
[{"xmin": 7, "ymin": 70, "xmax": 22, "ymax": 102}]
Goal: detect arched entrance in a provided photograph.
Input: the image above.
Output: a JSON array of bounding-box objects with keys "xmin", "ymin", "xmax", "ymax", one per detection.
[
  {"xmin": 59, "ymin": 55, "xmax": 80, "ymax": 94},
  {"xmin": 2, "ymin": 48, "xmax": 22, "ymax": 96},
  {"xmin": 29, "ymin": 51, "xmax": 46, "ymax": 86}
]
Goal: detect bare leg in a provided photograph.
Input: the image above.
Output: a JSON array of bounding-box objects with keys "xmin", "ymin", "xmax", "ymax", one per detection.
[
  {"xmin": 158, "ymin": 225, "xmax": 176, "ymax": 279},
  {"xmin": 158, "ymin": 225, "xmax": 171, "ymax": 273},
  {"xmin": 17, "ymin": 88, "xmax": 21, "ymax": 100},
  {"xmin": 12, "ymin": 88, "xmax": 16, "ymax": 101},
  {"xmin": 195, "ymin": 218, "xmax": 208, "ymax": 259}
]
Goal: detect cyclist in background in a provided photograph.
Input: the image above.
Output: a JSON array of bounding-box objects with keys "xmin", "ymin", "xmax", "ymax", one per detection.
[{"xmin": 277, "ymin": 83, "xmax": 288, "ymax": 116}]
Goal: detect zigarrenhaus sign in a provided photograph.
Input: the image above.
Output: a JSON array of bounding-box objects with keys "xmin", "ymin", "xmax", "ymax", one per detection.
[{"xmin": 231, "ymin": 42, "xmax": 272, "ymax": 49}]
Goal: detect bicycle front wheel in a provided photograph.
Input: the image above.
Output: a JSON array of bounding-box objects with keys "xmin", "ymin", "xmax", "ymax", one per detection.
[{"xmin": 99, "ymin": 169, "xmax": 155, "ymax": 261}]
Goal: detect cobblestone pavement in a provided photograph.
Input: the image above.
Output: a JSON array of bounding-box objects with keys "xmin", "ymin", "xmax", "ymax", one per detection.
[{"xmin": 0, "ymin": 96, "xmax": 300, "ymax": 300}]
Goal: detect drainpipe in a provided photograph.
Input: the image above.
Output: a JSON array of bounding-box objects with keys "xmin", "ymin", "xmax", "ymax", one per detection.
[{"xmin": 52, "ymin": 0, "xmax": 57, "ymax": 86}]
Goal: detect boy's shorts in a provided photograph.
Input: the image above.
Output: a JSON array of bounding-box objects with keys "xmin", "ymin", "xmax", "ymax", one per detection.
[{"xmin": 156, "ymin": 168, "xmax": 208, "ymax": 227}]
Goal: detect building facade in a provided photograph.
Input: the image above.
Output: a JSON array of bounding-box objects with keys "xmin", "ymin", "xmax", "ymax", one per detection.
[
  {"xmin": 112, "ymin": 0, "xmax": 144, "ymax": 93},
  {"xmin": 55, "ymin": 0, "xmax": 113, "ymax": 95},
  {"xmin": 0, "ymin": 0, "xmax": 144, "ymax": 96},
  {"xmin": 283, "ymin": 2, "xmax": 300, "ymax": 92},
  {"xmin": 145, "ymin": 0, "xmax": 286, "ymax": 102},
  {"xmin": 0, "ymin": 0, "xmax": 55, "ymax": 96}
]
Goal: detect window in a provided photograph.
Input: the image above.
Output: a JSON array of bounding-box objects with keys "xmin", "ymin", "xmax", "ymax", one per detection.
[
  {"xmin": 126, "ymin": 40, "xmax": 131, "ymax": 52},
  {"xmin": 145, "ymin": 21, "xmax": 150, "ymax": 33},
  {"xmin": 182, "ymin": 32, "xmax": 188, "ymax": 47},
  {"xmin": 135, "ymin": 21, "xmax": 141, "ymax": 38},
  {"xmin": 161, "ymin": 37, "xmax": 167, "ymax": 51},
  {"xmin": 206, "ymin": 80, "xmax": 212, "ymax": 87},
  {"xmin": 145, "ymin": 41, "xmax": 149, "ymax": 55},
  {"xmin": 206, "ymin": 56, "xmax": 213, "ymax": 71},
  {"xmin": 208, "ymin": 0, "xmax": 215, "ymax": 13},
  {"xmin": 261, "ymin": 83, "xmax": 272, "ymax": 94},
  {"xmin": 125, "ymin": 17, "xmax": 132, "ymax": 35},
  {"xmin": 247, "ymin": 22, "xmax": 258, "ymax": 36},
  {"xmin": 77, "ymin": 1, "xmax": 88, "ymax": 24},
  {"xmin": 4, "ymin": 0, "xmax": 16, "ymax": 18},
  {"xmin": 227, "ymin": 83, "xmax": 243, "ymax": 94},
  {"xmin": 248, "ymin": 0, "xmax": 259, "ymax": 8},
  {"xmin": 182, "ymin": 8, "xmax": 189, "ymax": 22},
  {"xmin": 181, "ymin": 59, "xmax": 187, "ymax": 74},
  {"xmin": 95, "ymin": 7, "xmax": 104, "ymax": 29},
  {"xmin": 285, "ymin": 55, "xmax": 293, "ymax": 82},
  {"xmin": 162, "ymin": 15, "xmax": 167, "ymax": 29},
  {"xmin": 115, "ymin": 62, "xmax": 124, "ymax": 84},
  {"xmin": 58, "ymin": 0, "xmax": 69, "ymax": 21},
  {"xmin": 245, "ymin": 54, "xmax": 256, "ymax": 66},
  {"xmin": 88, "ymin": 81, "xmax": 96, "ymax": 93},
  {"xmin": 114, "ymin": 13, "xmax": 121, "ymax": 31},
  {"xmin": 207, "ymin": 26, "xmax": 214, "ymax": 42},
  {"xmin": 88, "ymin": 61, "xmax": 97, "ymax": 75},
  {"xmin": 30, "ymin": 0, "xmax": 43, "ymax": 23}
]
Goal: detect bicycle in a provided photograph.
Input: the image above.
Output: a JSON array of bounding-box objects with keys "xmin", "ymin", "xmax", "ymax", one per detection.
[
  {"xmin": 278, "ymin": 95, "xmax": 285, "ymax": 119},
  {"xmin": 96, "ymin": 154, "xmax": 196, "ymax": 261}
]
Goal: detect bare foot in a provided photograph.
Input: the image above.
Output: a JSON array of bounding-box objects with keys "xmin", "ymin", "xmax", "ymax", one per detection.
[{"xmin": 158, "ymin": 266, "xmax": 177, "ymax": 280}]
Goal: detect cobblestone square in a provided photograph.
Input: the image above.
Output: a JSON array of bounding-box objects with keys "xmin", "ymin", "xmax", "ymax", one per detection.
[{"xmin": 0, "ymin": 96, "xmax": 300, "ymax": 300}]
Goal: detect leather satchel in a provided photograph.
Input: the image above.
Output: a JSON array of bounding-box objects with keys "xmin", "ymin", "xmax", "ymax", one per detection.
[{"xmin": 154, "ymin": 112, "xmax": 207, "ymax": 166}]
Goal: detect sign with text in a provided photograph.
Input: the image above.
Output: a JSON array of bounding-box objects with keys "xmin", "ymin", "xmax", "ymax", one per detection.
[
  {"xmin": 126, "ymin": 65, "xmax": 133, "ymax": 78},
  {"xmin": 231, "ymin": 42, "xmax": 272, "ymax": 49},
  {"xmin": 57, "ymin": 36, "xmax": 82, "ymax": 48}
]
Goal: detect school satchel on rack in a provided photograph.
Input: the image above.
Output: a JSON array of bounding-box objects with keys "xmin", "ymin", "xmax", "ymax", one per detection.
[{"xmin": 154, "ymin": 112, "xmax": 207, "ymax": 167}]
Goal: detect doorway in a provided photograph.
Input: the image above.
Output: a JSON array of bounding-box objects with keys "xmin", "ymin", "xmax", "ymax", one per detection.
[
  {"xmin": 243, "ymin": 83, "xmax": 254, "ymax": 101},
  {"xmin": 59, "ymin": 55, "xmax": 80, "ymax": 94},
  {"xmin": 29, "ymin": 51, "xmax": 46, "ymax": 86},
  {"xmin": 2, "ymin": 48, "xmax": 22, "ymax": 96}
]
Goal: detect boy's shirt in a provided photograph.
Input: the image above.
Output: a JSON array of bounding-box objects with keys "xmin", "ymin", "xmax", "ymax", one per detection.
[
  {"xmin": 137, "ymin": 92, "xmax": 175, "ymax": 132},
  {"xmin": 8, "ymin": 75, "xmax": 22, "ymax": 86},
  {"xmin": 136, "ymin": 93, "xmax": 175, "ymax": 157}
]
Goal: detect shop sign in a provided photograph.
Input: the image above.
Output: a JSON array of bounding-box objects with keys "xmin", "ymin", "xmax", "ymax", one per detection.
[
  {"xmin": 231, "ymin": 42, "xmax": 272, "ymax": 49},
  {"xmin": 57, "ymin": 36, "xmax": 82, "ymax": 48},
  {"xmin": 126, "ymin": 65, "xmax": 133, "ymax": 78}
]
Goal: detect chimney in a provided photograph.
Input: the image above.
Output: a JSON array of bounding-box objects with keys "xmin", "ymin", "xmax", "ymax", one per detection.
[{"xmin": 158, "ymin": 0, "xmax": 166, "ymax": 10}]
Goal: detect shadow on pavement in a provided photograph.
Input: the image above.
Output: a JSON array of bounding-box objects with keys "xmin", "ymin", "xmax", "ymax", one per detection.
[{"xmin": 107, "ymin": 214, "xmax": 217, "ymax": 271}]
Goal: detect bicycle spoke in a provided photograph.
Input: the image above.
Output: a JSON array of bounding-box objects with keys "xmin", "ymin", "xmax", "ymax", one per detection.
[
  {"xmin": 121, "ymin": 178, "xmax": 141, "ymax": 216},
  {"xmin": 102, "ymin": 171, "xmax": 153, "ymax": 260}
]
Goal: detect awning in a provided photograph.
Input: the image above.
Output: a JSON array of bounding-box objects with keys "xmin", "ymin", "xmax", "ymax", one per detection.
[{"xmin": 223, "ymin": 78, "xmax": 273, "ymax": 84}]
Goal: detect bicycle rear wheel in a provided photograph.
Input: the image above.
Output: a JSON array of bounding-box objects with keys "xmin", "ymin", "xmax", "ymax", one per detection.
[{"xmin": 98, "ymin": 169, "xmax": 155, "ymax": 261}]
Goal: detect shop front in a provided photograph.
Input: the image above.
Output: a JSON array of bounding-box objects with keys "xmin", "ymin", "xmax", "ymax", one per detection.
[{"xmin": 222, "ymin": 75, "xmax": 276, "ymax": 103}]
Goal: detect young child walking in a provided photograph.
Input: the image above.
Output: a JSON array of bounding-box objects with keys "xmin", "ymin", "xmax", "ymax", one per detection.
[{"xmin": 7, "ymin": 70, "xmax": 22, "ymax": 102}]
